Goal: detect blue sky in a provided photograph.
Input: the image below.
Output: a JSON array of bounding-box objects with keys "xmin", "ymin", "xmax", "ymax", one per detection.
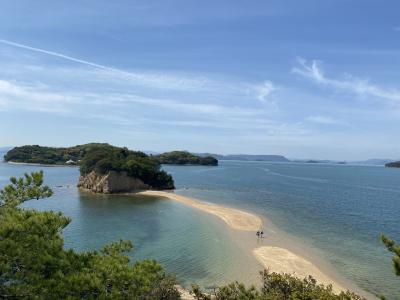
[{"xmin": 0, "ymin": 0, "xmax": 399, "ymax": 160}]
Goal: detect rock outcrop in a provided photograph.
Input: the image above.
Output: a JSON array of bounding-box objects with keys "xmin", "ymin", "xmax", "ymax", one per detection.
[{"xmin": 77, "ymin": 171, "xmax": 149, "ymax": 193}]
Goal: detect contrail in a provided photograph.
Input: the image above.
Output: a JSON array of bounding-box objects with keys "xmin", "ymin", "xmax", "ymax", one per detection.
[
  {"xmin": 0, "ymin": 39, "xmax": 128, "ymax": 75},
  {"xmin": 0, "ymin": 39, "xmax": 207, "ymax": 91}
]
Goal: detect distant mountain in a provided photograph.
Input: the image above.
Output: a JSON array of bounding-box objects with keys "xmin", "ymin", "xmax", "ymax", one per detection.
[
  {"xmin": 212, "ymin": 154, "xmax": 290, "ymax": 162},
  {"xmin": 292, "ymin": 159, "xmax": 347, "ymax": 164}
]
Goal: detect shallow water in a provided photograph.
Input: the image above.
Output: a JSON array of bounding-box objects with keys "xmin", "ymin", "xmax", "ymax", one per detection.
[{"xmin": 1, "ymin": 159, "xmax": 399, "ymax": 298}]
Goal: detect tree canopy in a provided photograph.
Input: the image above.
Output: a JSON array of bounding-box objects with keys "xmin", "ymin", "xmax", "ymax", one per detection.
[
  {"xmin": 154, "ymin": 151, "xmax": 218, "ymax": 166},
  {"xmin": 0, "ymin": 171, "xmax": 180, "ymax": 299},
  {"xmin": 79, "ymin": 144, "xmax": 174, "ymax": 189},
  {"xmin": 381, "ymin": 235, "xmax": 400, "ymax": 277},
  {"xmin": 4, "ymin": 144, "xmax": 175, "ymax": 190},
  {"xmin": 191, "ymin": 270, "xmax": 365, "ymax": 300}
]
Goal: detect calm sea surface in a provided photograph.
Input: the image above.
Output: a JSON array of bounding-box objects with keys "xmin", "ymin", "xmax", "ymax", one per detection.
[{"xmin": 0, "ymin": 157, "xmax": 399, "ymax": 298}]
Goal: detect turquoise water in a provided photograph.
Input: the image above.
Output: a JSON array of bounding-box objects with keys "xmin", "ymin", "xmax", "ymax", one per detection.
[{"xmin": 1, "ymin": 158, "xmax": 399, "ymax": 298}]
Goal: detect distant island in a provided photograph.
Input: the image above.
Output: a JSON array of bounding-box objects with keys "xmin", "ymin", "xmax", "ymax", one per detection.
[
  {"xmin": 154, "ymin": 151, "xmax": 218, "ymax": 166},
  {"xmin": 4, "ymin": 144, "xmax": 217, "ymax": 166},
  {"xmin": 385, "ymin": 161, "xmax": 400, "ymax": 168}
]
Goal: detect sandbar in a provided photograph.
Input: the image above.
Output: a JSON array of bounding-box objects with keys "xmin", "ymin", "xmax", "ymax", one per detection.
[{"xmin": 138, "ymin": 190, "xmax": 262, "ymax": 231}]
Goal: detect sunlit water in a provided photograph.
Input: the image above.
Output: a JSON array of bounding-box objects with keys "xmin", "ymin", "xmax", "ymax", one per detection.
[{"xmin": 1, "ymin": 157, "xmax": 399, "ymax": 298}]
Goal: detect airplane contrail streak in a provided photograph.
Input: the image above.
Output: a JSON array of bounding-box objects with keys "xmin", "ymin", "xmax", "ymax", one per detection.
[{"xmin": 0, "ymin": 39, "xmax": 129, "ymax": 75}]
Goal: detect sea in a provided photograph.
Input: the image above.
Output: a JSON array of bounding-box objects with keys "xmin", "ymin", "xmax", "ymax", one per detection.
[{"xmin": 0, "ymin": 155, "xmax": 399, "ymax": 298}]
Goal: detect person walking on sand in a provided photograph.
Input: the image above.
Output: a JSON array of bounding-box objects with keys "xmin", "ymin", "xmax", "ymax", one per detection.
[
  {"xmin": 256, "ymin": 230, "xmax": 260, "ymax": 238},
  {"xmin": 260, "ymin": 230, "xmax": 264, "ymax": 238}
]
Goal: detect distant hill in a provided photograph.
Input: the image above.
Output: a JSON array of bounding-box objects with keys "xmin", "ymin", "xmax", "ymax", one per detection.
[
  {"xmin": 4, "ymin": 144, "xmax": 94, "ymax": 165},
  {"xmin": 385, "ymin": 161, "xmax": 400, "ymax": 168},
  {"xmin": 213, "ymin": 154, "xmax": 290, "ymax": 162},
  {"xmin": 4, "ymin": 145, "xmax": 217, "ymax": 167},
  {"xmin": 154, "ymin": 151, "xmax": 218, "ymax": 166}
]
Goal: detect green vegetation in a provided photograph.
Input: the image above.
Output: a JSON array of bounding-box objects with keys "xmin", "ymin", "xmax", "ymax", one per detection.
[
  {"xmin": 80, "ymin": 144, "xmax": 174, "ymax": 189},
  {"xmin": 4, "ymin": 144, "xmax": 174, "ymax": 189},
  {"xmin": 381, "ymin": 235, "xmax": 400, "ymax": 276},
  {"xmin": 385, "ymin": 161, "xmax": 400, "ymax": 168},
  {"xmin": 0, "ymin": 171, "xmax": 180, "ymax": 299},
  {"xmin": 155, "ymin": 151, "xmax": 218, "ymax": 166},
  {"xmin": 191, "ymin": 270, "xmax": 365, "ymax": 300},
  {"xmin": 4, "ymin": 145, "xmax": 219, "ymax": 167},
  {"xmin": 3, "ymin": 144, "xmax": 90, "ymax": 165}
]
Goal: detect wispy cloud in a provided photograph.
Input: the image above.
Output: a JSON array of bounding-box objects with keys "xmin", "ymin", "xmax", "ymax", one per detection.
[
  {"xmin": 291, "ymin": 57, "xmax": 400, "ymax": 103},
  {"xmin": 0, "ymin": 79, "xmax": 76, "ymax": 112},
  {"xmin": 255, "ymin": 80, "xmax": 276, "ymax": 102},
  {"xmin": 305, "ymin": 115, "xmax": 348, "ymax": 126},
  {"xmin": 0, "ymin": 39, "xmax": 211, "ymax": 92},
  {"xmin": 0, "ymin": 39, "xmax": 280, "ymax": 104}
]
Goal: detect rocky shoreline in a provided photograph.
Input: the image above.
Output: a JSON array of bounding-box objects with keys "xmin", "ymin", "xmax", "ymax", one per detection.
[{"xmin": 77, "ymin": 171, "xmax": 149, "ymax": 193}]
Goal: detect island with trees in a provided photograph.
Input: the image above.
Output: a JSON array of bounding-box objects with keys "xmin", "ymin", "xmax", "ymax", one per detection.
[
  {"xmin": 385, "ymin": 161, "xmax": 400, "ymax": 168},
  {"xmin": 4, "ymin": 144, "xmax": 175, "ymax": 193},
  {"xmin": 4, "ymin": 145, "xmax": 218, "ymax": 166},
  {"xmin": 154, "ymin": 151, "xmax": 218, "ymax": 166}
]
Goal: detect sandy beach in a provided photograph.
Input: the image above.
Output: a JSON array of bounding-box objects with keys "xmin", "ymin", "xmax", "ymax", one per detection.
[
  {"xmin": 253, "ymin": 246, "xmax": 345, "ymax": 293},
  {"xmin": 139, "ymin": 190, "xmax": 262, "ymax": 231},
  {"xmin": 137, "ymin": 190, "xmax": 349, "ymax": 295}
]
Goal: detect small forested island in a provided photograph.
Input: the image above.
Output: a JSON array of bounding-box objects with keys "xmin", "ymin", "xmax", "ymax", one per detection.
[
  {"xmin": 385, "ymin": 161, "xmax": 400, "ymax": 168},
  {"xmin": 4, "ymin": 143, "xmax": 175, "ymax": 193},
  {"xmin": 4, "ymin": 144, "xmax": 218, "ymax": 166},
  {"xmin": 154, "ymin": 151, "xmax": 218, "ymax": 166},
  {"xmin": 78, "ymin": 144, "xmax": 174, "ymax": 193}
]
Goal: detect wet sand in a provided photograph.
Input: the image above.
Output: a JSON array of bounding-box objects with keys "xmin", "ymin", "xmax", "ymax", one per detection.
[{"xmin": 139, "ymin": 190, "xmax": 262, "ymax": 231}]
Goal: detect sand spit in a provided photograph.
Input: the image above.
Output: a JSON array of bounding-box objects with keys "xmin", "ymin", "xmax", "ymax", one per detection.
[
  {"xmin": 253, "ymin": 246, "xmax": 345, "ymax": 294},
  {"xmin": 138, "ymin": 190, "xmax": 370, "ymax": 298},
  {"xmin": 138, "ymin": 190, "xmax": 262, "ymax": 231}
]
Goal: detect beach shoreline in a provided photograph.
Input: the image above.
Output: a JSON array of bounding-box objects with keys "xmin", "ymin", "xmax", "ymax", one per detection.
[
  {"xmin": 5, "ymin": 161, "xmax": 78, "ymax": 167},
  {"xmin": 137, "ymin": 190, "xmax": 375, "ymax": 299}
]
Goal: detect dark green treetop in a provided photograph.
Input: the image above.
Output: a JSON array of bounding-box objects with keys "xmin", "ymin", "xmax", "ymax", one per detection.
[{"xmin": 0, "ymin": 171, "xmax": 180, "ymax": 299}]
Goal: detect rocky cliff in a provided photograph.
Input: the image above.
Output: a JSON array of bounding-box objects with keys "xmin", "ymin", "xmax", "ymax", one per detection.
[{"xmin": 77, "ymin": 171, "xmax": 149, "ymax": 193}]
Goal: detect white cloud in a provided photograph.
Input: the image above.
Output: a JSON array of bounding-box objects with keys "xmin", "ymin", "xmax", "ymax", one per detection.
[
  {"xmin": 0, "ymin": 79, "xmax": 76, "ymax": 112},
  {"xmin": 292, "ymin": 57, "xmax": 400, "ymax": 103},
  {"xmin": 256, "ymin": 80, "xmax": 276, "ymax": 102}
]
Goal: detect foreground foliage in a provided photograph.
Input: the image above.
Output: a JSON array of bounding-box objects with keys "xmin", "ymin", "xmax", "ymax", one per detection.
[
  {"xmin": 0, "ymin": 171, "xmax": 179, "ymax": 299},
  {"xmin": 191, "ymin": 270, "xmax": 365, "ymax": 300},
  {"xmin": 381, "ymin": 235, "xmax": 400, "ymax": 276}
]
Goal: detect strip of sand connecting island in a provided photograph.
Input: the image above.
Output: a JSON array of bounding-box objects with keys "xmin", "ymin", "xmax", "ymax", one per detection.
[
  {"xmin": 138, "ymin": 190, "xmax": 353, "ymax": 296},
  {"xmin": 138, "ymin": 190, "xmax": 262, "ymax": 231}
]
